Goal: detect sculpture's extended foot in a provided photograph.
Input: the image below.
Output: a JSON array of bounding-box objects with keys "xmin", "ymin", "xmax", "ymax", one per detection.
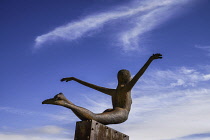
[{"xmin": 42, "ymin": 93, "xmax": 71, "ymax": 106}]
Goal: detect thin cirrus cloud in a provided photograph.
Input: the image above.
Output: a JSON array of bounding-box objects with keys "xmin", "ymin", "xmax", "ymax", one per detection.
[
  {"xmin": 144, "ymin": 67, "xmax": 210, "ymax": 88},
  {"xmin": 195, "ymin": 45, "xmax": 210, "ymax": 56},
  {"xmin": 34, "ymin": 0, "xmax": 194, "ymax": 51},
  {"xmin": 0, "ymin": 107, "xmax": 75, "ymax": 140},
  {"xmin": 0, "ymin": 133, "xmax": 70, "ymax": 140},
  {"xmin": 0, "ymin": 106, "xmax": 77, "ymax": 122}
]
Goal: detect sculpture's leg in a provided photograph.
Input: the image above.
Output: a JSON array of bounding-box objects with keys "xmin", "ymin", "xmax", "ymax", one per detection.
[
  {"xmin": 42, "ymin": 93, "xmax": 128, "ymax": 124},
  {"xmin": 42, "ymin": 93, "xmax": 97, "ymax": 121}
]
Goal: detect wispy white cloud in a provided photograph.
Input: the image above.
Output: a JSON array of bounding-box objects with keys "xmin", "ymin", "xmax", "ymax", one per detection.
[
  {"xmin": 34, "ymin": 0, "xmax": 194, "ymax": 51},
  {"xmin": 118, "ymin": 0, "xmax": 185, "ymax": 51},
  {"xmin": 0, "ymin": 107, "xmax": 37, "ymax": 116},
  {"xmin": 24, "ymin": 125, "xmax": 66, "ymax": 135},
  {"xmin": 195, "ymin": 45, "xmax": 210, "ymax": 56},
  {"xmin": 0, "ymin": 106, "xmax": 77, "ymax": 122},
  {"xmin": 0, "ymin": 133, "xmax": 71, "ymax": 140},
  {"xmin": 137, "ymin": 66, "xmax": 210, "ymax": 90},
  {"xmin": 0, "ymin": 125, "xmax": 72, "ymax": 140}
]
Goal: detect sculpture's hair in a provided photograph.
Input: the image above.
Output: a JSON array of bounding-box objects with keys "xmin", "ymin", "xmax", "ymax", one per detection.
[{"xmin": 117, "ymin": 69, "xmax": 131, "ymax": 83}]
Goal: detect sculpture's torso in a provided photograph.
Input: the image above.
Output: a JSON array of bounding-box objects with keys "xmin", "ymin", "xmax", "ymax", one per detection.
[{"xmin": 112, "ymin": 86, "xmax": 132, "ymax": 112}]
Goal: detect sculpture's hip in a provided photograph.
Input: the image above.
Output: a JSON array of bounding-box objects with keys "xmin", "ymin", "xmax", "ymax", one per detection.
[{"xmin": 95, "ymin": 107, "xmax": 129, "ymax": 125}]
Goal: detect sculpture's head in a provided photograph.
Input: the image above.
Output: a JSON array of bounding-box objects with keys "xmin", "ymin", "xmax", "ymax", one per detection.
[{"xmin": 117, "ymin": 69, "xmax": 131, "ymax": 84}]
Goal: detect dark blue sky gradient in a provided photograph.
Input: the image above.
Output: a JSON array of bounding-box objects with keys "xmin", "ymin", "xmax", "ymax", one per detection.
[{"xmin": 1, "ymin": 1, "xmax": 210, "ymax": 140}]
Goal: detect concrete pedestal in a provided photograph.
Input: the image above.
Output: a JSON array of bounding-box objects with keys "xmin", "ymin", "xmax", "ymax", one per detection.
[{"xmin": 74, "ymin": 120, "xmax": 129, "ymax": 140}]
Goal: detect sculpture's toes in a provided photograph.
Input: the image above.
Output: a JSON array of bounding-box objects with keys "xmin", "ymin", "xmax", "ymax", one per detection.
[
  {"xmin": 42, "ymin": 93, "xmax": 69, "ymax": 105},
  {"xmin": 42, "ymin": 98, "xmax": 65, "ymax": 105},
  {"xmin": 42, "ymin": 98, "xmax": 57, "ymax": 104}
]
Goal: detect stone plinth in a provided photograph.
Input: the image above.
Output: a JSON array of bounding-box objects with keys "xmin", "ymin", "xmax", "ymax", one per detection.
[{"xmin": 74, "ymin": 120, "xmax": 129, "ymax": 140}]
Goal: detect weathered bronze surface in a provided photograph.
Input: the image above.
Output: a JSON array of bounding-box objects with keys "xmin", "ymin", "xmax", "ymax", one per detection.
[
  {"xmin": 74, "ymin": 120, "xmax": 129, "ymax": 140},
  {"xmin": 42, "ymin": 53, "xmax": 162, "ymax": 125}
]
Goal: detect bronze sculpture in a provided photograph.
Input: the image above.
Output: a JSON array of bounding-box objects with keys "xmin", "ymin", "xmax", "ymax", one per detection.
[{"xmin": 42, "ymin": 53, "xmax": 162, "ymax": 125}]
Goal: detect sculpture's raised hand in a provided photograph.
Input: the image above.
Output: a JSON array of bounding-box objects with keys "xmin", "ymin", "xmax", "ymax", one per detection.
[
  {"xmin": 60, "ymin": 77, "xmax": 74, "ymax": 82},
  {"xmin": 150, "ymin": 53, "xmax": 162, "ymax": 60}
]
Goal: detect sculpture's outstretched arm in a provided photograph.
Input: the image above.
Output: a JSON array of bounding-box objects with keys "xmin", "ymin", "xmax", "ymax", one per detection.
[
  {"xmin": 124, "ymin": 53, "xmax": 162, "ymax": 92},
  {"xmin": 61, "ymin": 77, "xmax": 115, "ymax": 96}
]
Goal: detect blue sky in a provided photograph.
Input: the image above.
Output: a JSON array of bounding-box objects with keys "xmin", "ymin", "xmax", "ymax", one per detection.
[{"xmin": 1, "ymin": 0, "xmax": 210, "ymax": 140}]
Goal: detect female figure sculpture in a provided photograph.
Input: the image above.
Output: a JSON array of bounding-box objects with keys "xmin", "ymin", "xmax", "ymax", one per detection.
[{"xmin": 42, "ymin": 53, "xmax": 162, "ymax": 125}]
